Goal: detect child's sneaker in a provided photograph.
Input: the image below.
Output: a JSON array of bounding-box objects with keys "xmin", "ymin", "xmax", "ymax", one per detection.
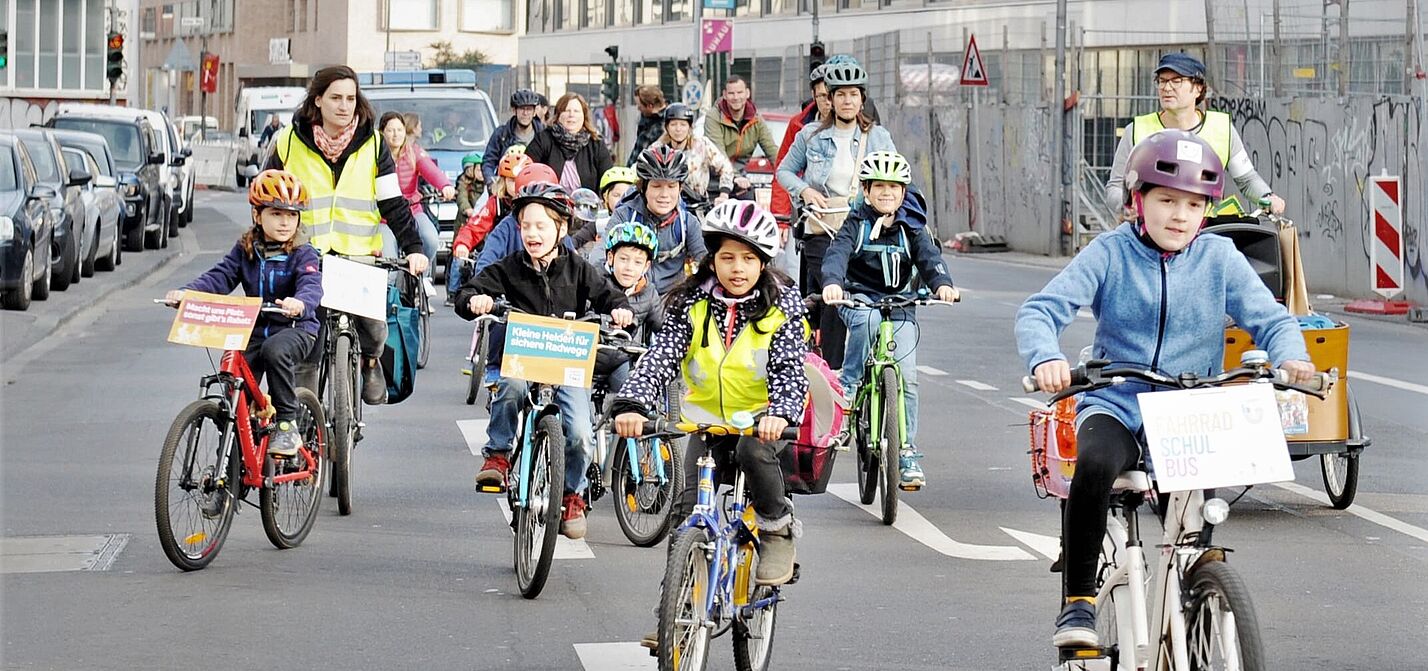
[
  {"xmin": 560, "ymin": 493, "xmax": 587, "ymax": 539},
  {"xmin": 898, "ymin": 448, "xmax": 925, "ymax": 490},
  {"xmin": 482, "ymin": 365, "xmax": 500, "ymax": 390},
  {"xmin": 474, "ymin": 453, "xmax": 510, "ymax": 489},
  {"xmin": 268, "ymin": 421, "xmax": 303, "ymax": 458}
]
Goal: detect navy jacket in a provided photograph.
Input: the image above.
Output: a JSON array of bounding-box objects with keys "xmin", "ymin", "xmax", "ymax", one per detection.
[
  {"xmin": 472, "ymin": 212, "xmax": 577, "ymax": 276},
  {"xmin": 184, "ymin": 242, "xmax": 324, "ymax": 335},
  {"xmin": 480, "ymin": 116, "xmax": 544, "ymax": 184},
  {"xmin": 822, "ymin": 187, "xmax": 953, "ymax": 298}
]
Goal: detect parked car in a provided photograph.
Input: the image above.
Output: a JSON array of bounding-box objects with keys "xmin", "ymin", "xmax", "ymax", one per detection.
[
  {"xmin": 60, "ymin": 142, "xmax": 122, "ymax": 274},
  {"xmin": 54, "ymin": 104, "xmax": 181, "ymax": 241},
  {"xmin": 0, "ymin": 134, "xmax": 57, "ymax": 310},
  {"xmin": 169, "ymin": 120, "xmax": 196, "ymax": 227},
  {"xmin": 12, "ymin": 128, "xmax": 91, "ymax": 292},
  {"xmin": 47, "ymin": 112, "xmax": 167, "ymax": 251}
]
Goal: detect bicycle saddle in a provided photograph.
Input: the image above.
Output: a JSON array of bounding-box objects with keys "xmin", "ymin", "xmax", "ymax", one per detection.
[{"xmin": 1111, "ymin": 470, "xmax": 1152, "ymax": 493}]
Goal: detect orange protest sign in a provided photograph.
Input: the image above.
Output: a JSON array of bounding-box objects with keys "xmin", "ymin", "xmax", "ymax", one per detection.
[
  {"xmin": 499, "ymin": 312, "xmax": 599, "ymax": 388},
  {"xmin": 167, "ymin": 291, "xmax": 263, "ymax": 350}
]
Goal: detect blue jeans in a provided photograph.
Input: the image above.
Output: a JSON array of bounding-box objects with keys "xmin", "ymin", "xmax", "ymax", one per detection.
[
  {"xmin": 837, "ymin": 303, "xmax": 921, "ymax": 439},
  {"xmin": 447, "ymin": 256, "xmax": 472, "ymax": 295},
  {"xmin": 485, "ymin": 378, "xmax": 595, "ymax": 495}
]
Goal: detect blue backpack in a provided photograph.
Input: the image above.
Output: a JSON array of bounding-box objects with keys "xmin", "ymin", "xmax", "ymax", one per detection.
[{"xmin": 381, "ymin": 274, "xmax": 422, "ymax": 404}]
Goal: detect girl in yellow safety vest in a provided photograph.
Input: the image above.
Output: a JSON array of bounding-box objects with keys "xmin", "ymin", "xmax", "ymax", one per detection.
[{"xmin": 612, "ymin": 200, "xmax": 809, "ymax": 588}]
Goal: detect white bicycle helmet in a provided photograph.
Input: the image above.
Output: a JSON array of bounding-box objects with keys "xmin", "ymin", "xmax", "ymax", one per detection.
[
  {"xmin": 858, "ymin": 151, "xmax": 912, "ymax": 185},
  {"xmin": 702, "ymin": 200, "xmax": 781, "ymax": 261}
]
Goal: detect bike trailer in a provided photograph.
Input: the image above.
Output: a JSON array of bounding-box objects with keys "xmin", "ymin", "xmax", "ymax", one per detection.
[
  {"xmin": 783, "ymin": 352, "xmax": 846, "ymax": 495},
  {"xmin": 1029, "ymin": 397, "xmax": 1078, "ymax": 499},
  {"xmin": 381, "ymin": 274, "xmax": 422, "ymax": 404}
]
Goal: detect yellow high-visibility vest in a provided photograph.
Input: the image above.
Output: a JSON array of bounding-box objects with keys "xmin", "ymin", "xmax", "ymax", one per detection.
[
  {"xmin": 681, "ymin": 299, "xmax": 788, "ymax": 425},
  {"xmin": 1131, "ymin": 110, "xmax": 1233, "ymax": 167},
  {"xmin": 275, "ymin": 126, "xmax": 383, "ymax": 256}
]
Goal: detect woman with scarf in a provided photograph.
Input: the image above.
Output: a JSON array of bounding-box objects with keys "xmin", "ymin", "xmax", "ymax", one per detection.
[
  {"xmin": 378, "ymin": 111, "xmax": 452, "ymax": 270},
  {"xmin": 525, "ymin": 93, "xmax": 615, "ymax": 194},
  {"xmin": 265, "ymin": 64, "xmax": 427, "ymax": 405}
]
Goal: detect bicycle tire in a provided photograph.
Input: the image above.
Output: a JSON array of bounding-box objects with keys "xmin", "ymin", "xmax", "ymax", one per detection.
[
  {"xmin": 1185, "ymin": 560, "xmax": 1266, "ymax": 670},
  {"xmin": 465, "ymin": 325, "xmax": 488, "ymax": 406},
  {"xmin": 330, "ymin": 336, "xmax": 357, "ymax": 516},
  {"xmin": 260, "ymin": 389, "xmax": 326, "ymax": 549},
  {"xmin": 854, "ymin": 390, "xmax": 878, "ymax": 505},
  {"xmin": 612, "ymin": 437, "xmax": 682, "ymax": 547},
  {"xmin": 416, "ymin": 280, "xmax": 431, "ymax": 369},
  {"xmin": 515, "ymin": 414, "xmax": 566, "ymax": 599},
  {"xmin": 879, "ymin": 367, "xmax": 902, "ymax": 525},
  {"xmin": 732, "ymin": 584, "xmax": 778, "ymax": 671},
  {"xmin": 155, "ymin": 400, "xmax": 237, "ymax": 571},
  {"xmin": 658, "ymin": 526, "xmax": 714, "ymax": 671}
]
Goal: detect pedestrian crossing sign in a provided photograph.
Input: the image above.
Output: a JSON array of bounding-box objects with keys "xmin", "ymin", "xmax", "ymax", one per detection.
[{"xmin": 960, "ymin": 34, "xmax": 989, "ymax": 86}]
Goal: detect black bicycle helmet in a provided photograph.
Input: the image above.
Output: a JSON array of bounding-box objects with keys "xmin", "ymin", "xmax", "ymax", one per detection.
[
  {"xmin": 634, "ymin": 145, "xmax": 690, "ymax": 184},
  {"xmin": 511, "ymin": 181, "xmax": 574, "ymax": 220},
  {"xmin": 662, "ymin": 103, "xmax": 697, "ymax": 125},
  {"xmin": 510, "ymin": 88, "xmax": 541, "ymax": 108}
]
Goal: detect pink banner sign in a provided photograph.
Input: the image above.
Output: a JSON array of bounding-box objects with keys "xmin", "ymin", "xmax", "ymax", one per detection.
[{"xmin": 701, "ymin": 19, "xmax": 733, "ymax": 55}]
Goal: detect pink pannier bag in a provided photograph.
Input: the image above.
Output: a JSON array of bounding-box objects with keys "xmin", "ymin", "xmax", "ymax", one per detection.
[{"xmin": 783, "ymin": 352, "xmax": 846, "ymax": 495}]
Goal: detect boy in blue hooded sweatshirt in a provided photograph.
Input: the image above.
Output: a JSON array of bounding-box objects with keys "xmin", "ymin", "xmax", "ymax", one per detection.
[
  {"xmin": 1015, "ymin": 130, "xmax": 1315, "ymax": 649},
  {"xmin": 821, "ymin": 152, "xmax": 959, "ymax": 490}
]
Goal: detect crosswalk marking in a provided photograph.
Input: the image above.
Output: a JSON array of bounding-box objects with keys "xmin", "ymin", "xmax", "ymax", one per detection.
[
  {"xmin": 916, "ymin": 365, "xmax": 949, "ymax": 376},
  {"xmin": 827, "ymin": 484, "xmax": 1034, "ymax": 561},
  {"xmin": 1000, "ymin": 527, "xmax": 1061, "ymax": 560},
  {"xmin": 456, "ymin": 419, "xmax": 489, "ymax": 456},
  {"xmin": 496, "ymin": 499, "xmax": 595, "ymax": 559},
  {"xmin": 955, "ymin": 379, "xmax": 998, "ymax": 391},
  {"xmin": 573, "ymin": 642, "xmax": 656, "ymax": 670}
]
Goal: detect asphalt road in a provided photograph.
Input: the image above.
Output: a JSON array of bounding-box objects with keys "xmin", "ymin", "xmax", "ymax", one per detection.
[{"xmin": 2, "ymin": 190, "xmax": 1424, "ymax": 670}]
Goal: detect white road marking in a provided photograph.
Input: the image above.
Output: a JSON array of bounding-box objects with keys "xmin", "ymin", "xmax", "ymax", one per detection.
[
  {"xmin": 827, "ymin": 484, "xmax": 1034, "ymax": 561},
  {"xmin": 1000, "ymin": 527, "xmax": 1061, "ymax": 560},
  {"xmin": 1348, "ymin": 371, "xmax": 1428, "ymax": 396},
  {"xmin": 456, "ymin": 419, "xmax": 490, "ymax": 456},
  {"xmin": 1009, "ymin": 397, "xmax": 1046, "ymax": 410},
  {"xmin": 496, "ymin": 499, "xmax": 595, "ymax": 559},
  {"xmin": 916, "ymin": 365, "xmax": 949, "ymax": 376},
  {"xmin": 574, "ymin": 642, "xmax": 657, "ymax": 670},
  {"xmin": 1268, "ymin": 482, "xmax": 1428, "ymax": 544},
  {"xmin": 955, "ymin": 379, "xmax": 998, "ymax": 391}
]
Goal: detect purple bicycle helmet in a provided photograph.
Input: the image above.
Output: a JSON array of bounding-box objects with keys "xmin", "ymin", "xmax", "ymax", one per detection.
[{"xmin": 1124, "ymin": 129, "xmax": 1225, "ymax": 201}]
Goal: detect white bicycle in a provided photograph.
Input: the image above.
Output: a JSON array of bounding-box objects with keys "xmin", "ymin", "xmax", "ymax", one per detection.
[{"xmin": 1025, "ymin": 351, "xmax": 1330, "ymax": 671}]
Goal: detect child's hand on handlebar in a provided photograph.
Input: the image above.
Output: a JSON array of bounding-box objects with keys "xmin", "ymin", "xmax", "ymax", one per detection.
[
  {"xmin": 406, "ymin": 253, "xmax": 430, "ymax": 275},
  {"xmin": 277, "ymin": 297, "xmax": 305, "ymax": 318},
  {"xmin": 610, "ymin": 308, "xmax": 635, "ymax": 328},
  {"xmin": 936, "ymin": 285, "xmax": 960, "ymax": 303},
  {"xmin": 1033, "ymin": 360, "xmax": 1073, "ymax": 394},
  {"xmin": 758, "ymin": 415, "xmax": 789, "ymax": 442},
  {"xmin": 822, "ymin": 284, "xmax": 844, "ymax": 304},
  {"xmin": 164, "ymin": 289, "xmax": 186, "ymax": 305},
  {"xmin": 468, "ymin": 294, "xmax": 495, "ymax": 315},
  {"xmin": 614, "ymin": 412, "xmax": 647, "ymax": 439},
  {"xmin": 1278, "ymin": 359, "xmax": 1316, "ymax": 385}
]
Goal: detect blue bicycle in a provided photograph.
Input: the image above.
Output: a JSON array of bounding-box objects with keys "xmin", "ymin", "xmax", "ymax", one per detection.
[{"xmin": 644, "ymin": 416, "xmax": 800, "ymax": 671}]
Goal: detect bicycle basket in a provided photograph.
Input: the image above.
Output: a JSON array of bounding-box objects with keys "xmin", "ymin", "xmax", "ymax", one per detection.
[
  {"xmin": 784, "ymin": 352, "xmax": 846, "ymax": 495},
  {"xmin": 1028, "ymin": 397, "xmax": 1077, "ymax": 500}
]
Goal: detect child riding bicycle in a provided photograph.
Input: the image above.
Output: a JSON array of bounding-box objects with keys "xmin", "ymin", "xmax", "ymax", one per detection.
[
  {"xmin": 1015, "ymin": 130, "xmax": 1315, "ymax": 649},
  {"xmin": 820, "ymin": 151, "xmax": 959, "ymax": 490},
  {"xmin": 455, "ymin": 181, "xmax": 634, "ymax": 540},
  {"xmin": 595, "ymin": 221, "xmax": 665, "ymax": 395},
  {"xmin": 606, "ymin": 146, "xmax": 706, "ymax": 294},
  {"xmin": 166, "ymin": 170, "xmax": 323, "ymax": 458},
  {"xmin": 612, "ymin": 200, "xmax": 809, "ymax": 587}
]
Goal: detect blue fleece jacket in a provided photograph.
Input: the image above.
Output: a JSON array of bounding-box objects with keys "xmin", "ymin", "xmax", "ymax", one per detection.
[
  {"xmin": 184, "ymin": 242, "xmax": 324, "ymax": 335},
  {"xmin": 1015, "ymin": 224, "xmax": 1311, "ymax": 433},
  {"xmin": 471, "ymin": 212, "xmax": 576, "ymax": 276}
]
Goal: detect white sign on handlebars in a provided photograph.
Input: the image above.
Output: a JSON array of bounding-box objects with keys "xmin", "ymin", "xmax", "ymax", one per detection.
[
  {"xmin": 320, "ymin": 256, "xmax": 389, "ymax": 321},
  {"xmin": 1137, "ymin": 384, "xmax": 1294, "ymax": 492}
]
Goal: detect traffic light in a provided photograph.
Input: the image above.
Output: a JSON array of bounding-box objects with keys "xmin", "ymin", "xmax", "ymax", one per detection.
[
  {"xmin": 810, "ymin": 41, "xmax": 826, "ymax": 71},
  {"xmin": 106, "ymin": 32, "xmax": 124, "ymax": 83},
  {"xmin": 601, "ymin": 62, "xmax": 619, "ymax": 103},
  {"xmin": 0, "ymin": 31, "xmax": 9, "ymax": 70}
]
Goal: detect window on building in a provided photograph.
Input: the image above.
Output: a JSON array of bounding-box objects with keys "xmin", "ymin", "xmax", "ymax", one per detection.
[
  {"xmin": 462, "ymin": 0, "xmax": 514, "ymax": 31},
  {"xmin": 667, "ymin": 0, "xmax": 690, "ymax": 22},
  {"xmin": 62, "ymin": 0, "xmax": 84, "ymax": 89},
  {"xmin": 527, "ymin": 0, "xmax": 554, "ymax": 33},
  {"xmin": 387, "ymin": 0, "xmax": 439, "ymax": 30},
  {"xmin": 142, "ymin": 7, "xmax": 158, "ymax": 37},
  {"xmin": 584, "ymin": 0, "xmax": 606, "ymax": 29},
  {"xmin": 36, "ymin": 0, "xmax": 59, "ymax": 88}
]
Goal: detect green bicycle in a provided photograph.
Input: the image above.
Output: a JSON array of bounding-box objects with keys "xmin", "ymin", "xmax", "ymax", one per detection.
[{"xmin": 824, "ymin": 292, "xmax": 955, "ymax": 525}]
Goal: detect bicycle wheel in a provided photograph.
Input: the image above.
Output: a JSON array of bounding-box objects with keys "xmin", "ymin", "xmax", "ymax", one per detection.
[
  {"xmin": 854, "ymin": 390, "xmax": 878, "ymax": 505},
  {"xmin": 155, "ymin": 400, "xmax": 237, "ymax": 571},
  {"xmin": 1185, "ymin": 560, "xmax": 1266, "ymax": 670},
  {"xmin": 416, "ymin": 280, "xmax": 431, "ymax": 369},
  {"xmin": 733, "ymin": 584, "xmax": 778, "ymax": 671},
  {"xmin": 659, "ymin": 526, "xmax": 714, "ymax": 671},
  {"xmin": 465, "ymin": 324, "xmax": 488, "ymax": 406},
  {"xmin": 260, "ymin": 389, "xmax": 326, "ymax": 549},
  {"xmin": 330, "ymin": 335, "xmax": 358, "ymax": 516},
  {"xmin": 612, "ymin": 437, "xmax": 683, "ymax": 547},
  {"xmin": 879, "ymin": 367, "xmax": 902, "ymax": 525},
  {"xmin": 514, "ymin": 414, "xmax": 566, "ymax": 599},
  {"xmin": 1321, "ymin": 451, "xmax": 1360, "ymax": 510}
]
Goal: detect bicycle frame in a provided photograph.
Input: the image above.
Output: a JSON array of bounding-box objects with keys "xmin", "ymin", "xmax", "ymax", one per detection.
[
  {"xmin": 681, "ymin": 449, "xmax": 779, "ymax": 629},
  {"xmin": 318, "ymin": 311, "xmax": 363, "ymax": 432},
  {"xmin": 513, "ymin": 383, "xmax": 561, "ymax": 509},
  {"xmin": 848, "ymin": 305, "xmax": 912, "ymax": 451},
  {"xmin": 200, "ymin": 350, "xmax": 318, "ymax": 493}
]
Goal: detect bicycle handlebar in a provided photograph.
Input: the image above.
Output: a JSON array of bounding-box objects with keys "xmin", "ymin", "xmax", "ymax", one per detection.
[
  {"xmin": 809, "ymin": 293, "xmax": 959, "ymax": 309},
  {"xmin": 1020, "ymin": 361, "xmax": 1332, "ymax": 403},
  {"xmin": 637, "ymin": 418, "xmax": 801, "ymax": 441},
  {"xmin": 154, "ymin": 298, "xmax": 289, "ymax": 316}
]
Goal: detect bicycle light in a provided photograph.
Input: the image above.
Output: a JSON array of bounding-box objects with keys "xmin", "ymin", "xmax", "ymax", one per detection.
[{"xmin": 1202, "ymin": 497, "xmax": 1230, "ymax": 525}]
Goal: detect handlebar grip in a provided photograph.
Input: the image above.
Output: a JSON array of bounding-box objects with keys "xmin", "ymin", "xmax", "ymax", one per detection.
[
  {"xmin": 1021, "ymin": 376, "xmax": 1038, "ymax": 393},
  {"xmin": 1272, "ymin": 369, "xmax": 1331, "ymax": 392},
  {"xmin": 1022, "ymin": 367, "xmax": 1092, "ymax": 394}
]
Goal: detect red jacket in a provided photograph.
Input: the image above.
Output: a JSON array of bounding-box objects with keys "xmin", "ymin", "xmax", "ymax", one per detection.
[
  {"xmin": 452, "ymin": 193, "xmax": 507, "ymax": 254},
  {"xmin": 770, "ymin": 101, "xmax": 818, "ymax": 225}
]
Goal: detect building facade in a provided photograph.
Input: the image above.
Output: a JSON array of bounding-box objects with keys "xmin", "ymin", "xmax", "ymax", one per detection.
[{"xmin": 1, "ymin": 0, "xmax": 139, "ymax": 129}]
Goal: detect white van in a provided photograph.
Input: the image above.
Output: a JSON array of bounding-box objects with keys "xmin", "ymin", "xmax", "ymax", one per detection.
[
  {"xmin": 234, "ymin": 87, "xmax": 304, "ymax": 183},
  {"xmin": 54, "ymin": 104, "xmax": 187, "ymax": 232}
]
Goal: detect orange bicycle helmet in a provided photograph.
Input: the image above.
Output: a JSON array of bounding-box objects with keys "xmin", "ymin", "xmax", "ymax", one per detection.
[
  {"xmin": 249, "ymin": 169, "xmax": 310, "ymax": 211},
  {"xmin": 498, "ymin": 152, "xmax": 533, "ymax": 179},
  {"xmin": 514, "ymin": 163, "xmax": 559, "ymax": 192}
]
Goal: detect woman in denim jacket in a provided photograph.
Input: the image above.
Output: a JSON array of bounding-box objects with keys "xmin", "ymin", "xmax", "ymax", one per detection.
[{"xmin": 775, "ymin": 60, "xmax": 896, "ymax": 368}]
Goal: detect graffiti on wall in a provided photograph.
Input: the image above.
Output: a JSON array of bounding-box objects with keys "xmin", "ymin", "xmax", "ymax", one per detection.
[{"xmin": 0, "ymin": 97, "xmax": 61, "ymax": 130}]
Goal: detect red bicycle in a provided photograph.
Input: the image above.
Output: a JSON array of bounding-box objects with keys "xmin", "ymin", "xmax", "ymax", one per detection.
[{"xmin": 154, "ymin": 300, "xmax": 327, "ymax": 571}]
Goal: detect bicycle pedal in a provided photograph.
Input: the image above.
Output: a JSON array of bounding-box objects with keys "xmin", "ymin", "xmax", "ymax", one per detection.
[
  {"xmin": 1057, "ymin": 647, "xmax": 1113, "ymax": 663},
  {"xmin": 898, "ymin": 483, "xmax": 924, "ymax": 492},
  {"xmin": 475, "ymin": 484, "xmax": 507, "ymax": 494}
]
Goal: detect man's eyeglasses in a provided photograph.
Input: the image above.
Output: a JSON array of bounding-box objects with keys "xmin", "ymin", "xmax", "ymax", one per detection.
[{"xmin": 1154, "ymin": 76, "xmax": 1194, "ymax": 89}]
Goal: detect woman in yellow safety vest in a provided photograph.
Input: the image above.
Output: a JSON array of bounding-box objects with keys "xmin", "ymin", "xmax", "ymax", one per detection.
[
  {"xmin": 264, "ymin": 64, "xmax": 429, "ymax": 405},
  {"xmin": 1105, "ymin": 53, "xmax": 1286, "ymax": 218}
]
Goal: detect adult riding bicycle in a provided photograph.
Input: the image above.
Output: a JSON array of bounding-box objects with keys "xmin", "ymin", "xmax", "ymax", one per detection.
[
  {"xmin": 1025, "ymin": 352, "xmax": 1330, "ymax": 671},
  {"xmin": 153, "ymin": 300, "xmax": 326, "ymax": 571}
]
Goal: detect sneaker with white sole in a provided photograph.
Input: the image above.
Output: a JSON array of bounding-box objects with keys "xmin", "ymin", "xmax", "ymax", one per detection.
[
  {"xmin": 1053, "ymin": 600, "xmax": 1099, "ymax": 648},
  {"xmin": 899, "ymin": 448, "xmax": 926, "ymax": 490},
  {"xmin": 268, "ymin": 421, "xmax": 302, "ymax": 457}
]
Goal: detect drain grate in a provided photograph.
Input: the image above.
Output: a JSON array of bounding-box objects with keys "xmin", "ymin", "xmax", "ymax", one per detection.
[{"xmin": 0, "ymin": 534, "xmax": 131, "ymax": 574}]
